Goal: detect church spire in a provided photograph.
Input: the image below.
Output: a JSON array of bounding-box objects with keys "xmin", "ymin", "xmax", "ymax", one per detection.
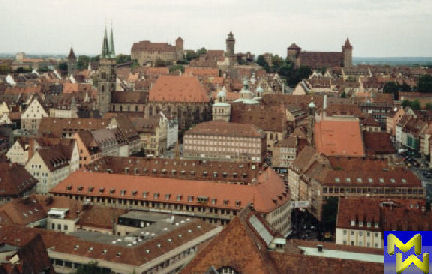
[
  {"xmin": 110, "ymin": 25, "xmax": 115, "ymax": 58},
  {"xmin": 101, "ymin": 26, "xmax": 109, "ymax": 58}
]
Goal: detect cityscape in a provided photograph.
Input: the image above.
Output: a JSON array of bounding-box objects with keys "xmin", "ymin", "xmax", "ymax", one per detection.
[{"xmin": 1, "ymin": 1, "xmax": 432, "ymax": 273}]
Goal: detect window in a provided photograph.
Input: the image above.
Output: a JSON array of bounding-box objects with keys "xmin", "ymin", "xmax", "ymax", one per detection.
[
  {"xmin": 211, "ymin": 199, "xmax": 217, "ymax": 205},
  {"xmin": 64, "ymin": 225, "xmax": 68, "ymax": 231},
  {"xmin": 343, "ymin": 230, "xmax": 347, "ymax": 235},
  {"xmin": 351, "ymin": 231, "xmax": 354, "ymax": 235},
  {"xmin": 57, "ymin": 224, "xmax": 61, "ymax": 230},
  {"xmin": 165, "ymin": 194, "xmax": 171, "ymax": 200},
  {"xmin": 188, "ymin": 196, "xmax": 194, "ymax": 202},
  {"xmin": 154, "ymin": 193, "xmax": 160, "ymax": 199},
  {"xmin": 177, "ymin": 195, "xmax": 182, "ymax": 201}
]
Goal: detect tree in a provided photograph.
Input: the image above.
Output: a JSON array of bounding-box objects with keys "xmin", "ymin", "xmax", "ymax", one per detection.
[
  {"xmin": 426, "ymin": 103, "xmax": 432, "ymax": 111},
  {"xmin": 383, "ymin": 82, "xmax": 399, "ymax": 94},
  {"xmin": 169, "ymin": 64, "xmax": 184, "ymax": 74},
  {"xmin": 256, "ymin": 55, "xmax": 270, "ymax": 72},
  {"xmin": 196, "ymin": 47, "xmax": 207, "ymax": 56},
  {"xmin": 58, "ymin": 62, "xmax": 68, "ymax": 72},
  {"xmin": 418, "ymin": 75, "xmax": 432, "ymax": 93},
  {"xmin": 16, "ymin": 67, "xmax": 32, "ymax": 73},
  {"xmin": 411, "ymin": 100, "xmax": 421, "ymax": 110},
  {"xmin": 116, "ymin": 54, "xmax": 131, "ymax": 64},
  {"xmin": 185, "ymin": 51, "xmax": 198, "ymax": 62},
  {"xmin": 401, "ymin": 100, "xmax": 411, "ymax": 108},
  {"xmin": 77, "ymin": 55, "xmax": 90, "ymax": 70},
  {"xmin": 341, "ymin": 91, "xmax": 346, "ymax": 98},
  {"xmin": 38, "ymin": 65, "xmax": 49, "ymax": 73}
]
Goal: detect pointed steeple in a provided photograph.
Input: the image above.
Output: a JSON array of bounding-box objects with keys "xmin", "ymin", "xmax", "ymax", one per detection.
[
  {"xmin": 101, "ymin": 26, "xmax": 109, "ymax": 58},
  {"xmin": 344, "ymin": 38, "xmax": 352, "ymax": 49},
  {"xmin": 110, "ymin": 25, "xmax": 115, "ymax": 58}
]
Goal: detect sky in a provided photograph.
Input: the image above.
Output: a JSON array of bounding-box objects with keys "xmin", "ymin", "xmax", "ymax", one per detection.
[{"xmin": 0, "ymin": 0, "xmax": 431, "ymax": 57}]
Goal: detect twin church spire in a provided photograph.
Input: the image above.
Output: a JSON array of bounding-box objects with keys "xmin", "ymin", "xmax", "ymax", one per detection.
[{"xmin": 102, "ymin": 25, "xmax": 115, "ymax": 59}]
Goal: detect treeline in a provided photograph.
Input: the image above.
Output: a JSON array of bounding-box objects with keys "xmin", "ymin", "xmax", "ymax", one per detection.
[{"xmin": 256, "ymin": 55, "xmax": 312, "ymax": 87}]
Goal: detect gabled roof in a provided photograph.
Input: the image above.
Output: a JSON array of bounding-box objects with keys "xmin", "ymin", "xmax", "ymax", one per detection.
[
  {"xmin": 149, "ymin": 75, "xmax": 209, "ymax": 103},
  {"xmin": 315, "ymin": 118, "xmax": 365, "ymax": 157},
  {"xmin": 0, "ymin": 163, "xmax": 37, "ymax": 197}
]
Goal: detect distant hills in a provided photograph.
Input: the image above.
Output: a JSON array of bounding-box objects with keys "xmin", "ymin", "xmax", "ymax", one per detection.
[{"xmin": 353, "ymin": 57, "xmax": 432, "ymax": 66}]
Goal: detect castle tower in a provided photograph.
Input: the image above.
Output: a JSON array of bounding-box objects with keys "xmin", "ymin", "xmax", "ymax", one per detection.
[
  {"xmin": 97, "ymin": 26, "xmax": 117, "ymax": 115},
  {"xmin": 225, "ymin": 32, "xmax": 236, "ymax": 65},
  {"xmin": 287, "ymin": 43, "xmax": 301, "ymax": 68},
  {"xmin": 342, "ymin": 38, "xmax": 353, "ymax": 68},
  {"xmin": 67, "ymin": 48, "xmax": 77, "ymax": 76},
  {"xmin": 212, "ymin": 86, "xmax": 231, "ymax": 122},
  {"xmin": 175, "ymin": 37, "xmax": 184, "ymax": 61}
]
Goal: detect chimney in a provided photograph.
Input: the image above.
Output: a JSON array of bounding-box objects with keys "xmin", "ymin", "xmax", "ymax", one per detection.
[{"xmin": 317, "ymin": 244, "xmax": 323, "ymax": 252}]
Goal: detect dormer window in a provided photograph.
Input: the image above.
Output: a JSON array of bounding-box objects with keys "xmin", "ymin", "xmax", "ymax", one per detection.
[
  {"xmin": 335, "ymin": 178, "xmax": 340, "ymax": 183},
  {"xmin": 88, "ymin": 187, "xmax": 94, "ymax": 193},
  {"xmin": 211, "ymin": 198, "xmax": 217, "ymax": 205},
  {"xmin": 224, "ymin": 200, "xmax": 229, "ymax": 206},
  {"xmin": 165, "ymin": 194, "xmax": 171, "ymax": 200},
  {"xmin": 177, "ymin": 195, "xmax": 182, "ymax": 201},
  {"xmin": 390, "ymin": 178, "xmax": 395, "ymax": 184},
  {"xmin": 120, "ymin": 190, "xmax": 126, "ymax": 196},
  {"xmin": 350, "ymin": 220, "xmax": 355, "ymax": 226},
  {"xmin": 203, "ymin": 171, "xmax": 208, "ymax": 177},
  {"xmin": 188, "ymin": 196, "xmax": 194, "ymax": 202},
  {"xmin": 153, "ymin": 193, "xmax": 160, "ymax": 199},
  {"xmin": 78, "ymin": 186, "xmax": 84, "ymax": 191},
  {"xmin": 235, "ymin": 201, "xmax": 241, "ymax": 207},
  {"xmin": 132, "ymin": 190, "xmax": 138, "ymax": 196},
  {"xmin": 110, "ymin": 188, "xmax": 115, "ymax": 194},
  {"xmin": 346, "ymin": 178, "xmax": 351, "ymax": 183},
  {"xmin": 356, "ymin": 178, "xmax": 362, "ymax": 183},
  {"xmin": 66, "ymin": 185, "xmax": 72, "ymax": 190},
  {"xmin": 368, "ymin": 178, "xmax": 373, "ymax": 183},
  {"xmin": 402, "ymin": 178, "xmax": 407, "ymax": 184},
  {"xmin": 143, "ymin": 192, "xmax": 148, "ymax": 198},
  {"xmin": 379, "ymin": 178, "xmax": 384, "ymax": 184},
  {"xmin": 99, "ymin": 187, "xmax": 105, "ymax": 193}
]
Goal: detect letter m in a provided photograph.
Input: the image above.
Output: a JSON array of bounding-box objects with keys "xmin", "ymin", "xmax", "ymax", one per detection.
[{"xmin": 387, "ymin": 234, "xmax": 422, "ymax": 256}]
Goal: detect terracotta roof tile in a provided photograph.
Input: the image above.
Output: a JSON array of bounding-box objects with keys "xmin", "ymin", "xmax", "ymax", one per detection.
[
  {"xmin": 315, "ymin": 118, "xmax": 365, "ymax": 157},
  {"xmin": 0, "ymin": 163, "xmax": 37, "ymax": 197},
  {"xmin": 186, "ymin": 120, "xmax": 264, "ymax": 138},
  {"xmin": 149, "ymin": 75, "xmax": 209, "ymax": 103},
  {"xmin": 50, "ymin": 168, "xmax": 289, "ymax": 213}
]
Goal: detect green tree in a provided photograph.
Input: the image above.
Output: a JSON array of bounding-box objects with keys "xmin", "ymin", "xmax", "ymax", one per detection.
[
  {"xmin": 341, "ymin": 91, "xmax": 346, "ymax": 98},
  {"xmin": 418, "ymin": 75, "xmax": 432, "ymax": 93},
  {"xmin": 116, "ymin": 54, "xmax": 131, "ymax": 64},
  {"xmin": 383, "ymin": 82, "xmax": 399, "ymax": 94},
  {"xmin": 77, "ymin": 55, "xmax": 90, "ymax": 70},
  {"xmin": 90, "ymin": 55, "xmax": 100, "ymax": 63},
  {"xmin": 196, "ymin": 47, "xmax": 207, "ymax": 56},
  {"xmin": 426, "ymin": 103, "xmax": 432, "ymax": 111},
  {"xmin": 58, "ymin": 62, "xmax": 68, "ymax": 72},
  {"xmin": 401, "ymin": 100, "xmax": 411, "ymax": 108},
  {"xmin": 256, "ymin": 55, "xmax": 270, "ymax": 72},
  {"xmin": 76, "ymin": 262, "xmax": 110, "ymax": 274},
  {"xmin": 38, "ymin": 65, "xmax": 49, "ymax": 73},
  {"xmin": 169, "ymin": 64, "xmax": 184, "ymax": 74},
  {"xmin": 185, "ymin": 51, "xmax": 198, "ymax": 62},
  {"xmin": 411, "ymin": 100, "xmax": 421, "ymax": 110}
]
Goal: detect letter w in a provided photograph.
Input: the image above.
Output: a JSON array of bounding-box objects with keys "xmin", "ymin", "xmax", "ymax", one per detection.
[
  {"xmin": 396, "ymin": 253, "xmax": 429, "ymax": 274},
  {"xmin": 388, "ymin": 234, "xmax": 422, "ymax": 255}
]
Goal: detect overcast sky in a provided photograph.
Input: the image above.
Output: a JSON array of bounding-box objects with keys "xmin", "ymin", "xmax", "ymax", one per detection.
[{"xmin": 1, "ymin": 0, "xmax": 431, "ymax": 57}]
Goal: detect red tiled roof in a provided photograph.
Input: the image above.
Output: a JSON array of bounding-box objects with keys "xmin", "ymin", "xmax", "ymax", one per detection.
[
  {"xmin": 0, "ymin": 163, "xmax": 37, "ymax": 197},
  {"xmin": 186, "ymin": 121, "xmax": 264, "ymax": 138},
  {"xmin": 315, "ymin": 118, "xmax": 365, "ymax": 157},
  {"xmin": 50, "ymin": 168, "xmax": 289, "ymax": 213},
  {"xmin": 363, "ymin": 132, "xmax": 396, "ymax": 155},
  {"xmin": 149, "ymin": 75, "xmax": 209, "ymax": 103}
]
